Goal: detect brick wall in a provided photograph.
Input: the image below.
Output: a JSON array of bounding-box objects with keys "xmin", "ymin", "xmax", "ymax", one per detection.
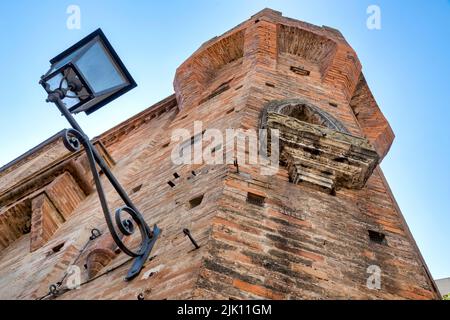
[{"xmin": 0, "ymin": 8, "xmax": 439, "ymax": 300}]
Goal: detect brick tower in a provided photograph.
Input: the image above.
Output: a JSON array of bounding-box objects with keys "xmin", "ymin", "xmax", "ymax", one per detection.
[{"xmin": 0, "ymin": 9, "xmax": 439, "ymax": 299}]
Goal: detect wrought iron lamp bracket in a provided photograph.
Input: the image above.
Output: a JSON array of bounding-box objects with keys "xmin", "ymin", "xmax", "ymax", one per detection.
[{"xmin": 40, "ymin": 79, "xmax": 160, "ymax": 281}]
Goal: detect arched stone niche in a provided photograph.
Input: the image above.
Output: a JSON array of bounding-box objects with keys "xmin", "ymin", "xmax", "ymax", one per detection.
[
  {"xmin": 260, "ymin": 98, "xmax": 350, "ymax": 133},
  {"xmin": 260, "ymin": 99, "xmax": 379, "ymax": 193}
]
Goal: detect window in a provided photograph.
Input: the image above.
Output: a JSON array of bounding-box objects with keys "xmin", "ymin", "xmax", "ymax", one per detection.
[
  {"xmin": 167, "ymin": 181, "xmax": 176, "ymax": 188},
  {"xmin": 189, "ymin": 195, "xmax": 204, "ymax": 209},
  {"xmin": 368, "ymin": 230, "xmax": 387, "ymax": 245},
  {"xmin": 290, "ymin": 66, "xmax": 310, "ymax": 76},
  {"xmin": 131, "ymin": 184, "xmax": 142, "ymax": 194},
  {"xmin": 51, "ymin": 242, "xmax": 65, "ymax": 253},
  {"xmin": 246, "ymin": 192, "xmax": 265, "ymax": 207}
]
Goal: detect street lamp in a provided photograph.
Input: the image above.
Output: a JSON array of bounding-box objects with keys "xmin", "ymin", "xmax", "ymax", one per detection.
[{"xmin": 40, "ymin": 28, "xmax": 160, "ymax": 281}]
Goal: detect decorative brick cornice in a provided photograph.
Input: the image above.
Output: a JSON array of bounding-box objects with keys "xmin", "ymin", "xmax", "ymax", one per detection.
[
  {"xmin": 0, "ymin": 137, "xmax": 109, "ymax": 203},
  {"xmin": 0, "ymin": 159, "xmax": 91, "ymax": 209},
  {"xmin": 349, "ymin": 74, "xmax": 395, "ymax": 160},
  {"xmin": 174, "ymin": 8, "xmax": 366, "ymax": 112},
  {"xmin": 0, "ymin": 135, "xmax": 110, "ymax": 253},
  {"xmin": 98, "ymin": 94, "xmax": 177, "ymax": 148}
]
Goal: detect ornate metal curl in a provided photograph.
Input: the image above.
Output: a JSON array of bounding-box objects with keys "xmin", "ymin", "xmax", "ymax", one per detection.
[
  {"xmin": 89, "ymin": 228, "xmax": 102, "ymax": 241},
  {"xmin": 41, "ymin": 75, "xmax": 161, "ymax": 281},
  {"xmin": 60, "ymin": 127, "xmax": 160, "ymax": 279}
]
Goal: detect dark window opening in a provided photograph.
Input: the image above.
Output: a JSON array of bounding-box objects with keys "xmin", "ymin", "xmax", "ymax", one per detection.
[
  {"xmin": 286, "ymin": 105, "xmax": 327, "ymax": 127},
  {"xmin": 167, "ymin": 181, "xmax": 176, "ymax": 188},
  {"xmin": 52, "ymin": 242, "xmax": 65, "ymax": 253},
  {"xmin": 131, "ymin": 184, "xmax": 143, "ymax": 194},
  {"xmin": 226, "ymin": 108, "xmax": 235, "ymax": 114},
  {"xmin": 189, "ymin": 195, "xmax": 204, "ymax": 209},
  {"xmin": 246, "ymin": 192, "xmax": 265, "ymax": 207},
  {"xmin": 265, "ymin": 82, "xmax": 275, "ymax": 88},
  {"xmin": 329, "ymin": 102, "xmax": 338, "ymax": 108},
  {"xmin": 191, "ymin": 170, "xmax": 197, "ymax": 176},
  {"xmin": 162, "ymin": 142, "xmax": 170, "ymax": 148},
  {"xmin": 290, "ymin": 66, "xmax": 310, "ymax": 76},
  {"xmin": 173, "ymin": 172, "xmax": 180, "ymax": 179},
  {"xmin": 368, "ymin": 230, "xmax": 387, "ymax": 245}
]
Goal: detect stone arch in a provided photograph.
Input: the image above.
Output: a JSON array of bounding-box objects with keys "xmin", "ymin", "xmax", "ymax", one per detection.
[
  {"xmin": 259, "ymin": 98, "xmax": 379, "ymax": 193},
  {"xmin": 259, "ymin": 98, "xmax": 349, "ymax": 133}
]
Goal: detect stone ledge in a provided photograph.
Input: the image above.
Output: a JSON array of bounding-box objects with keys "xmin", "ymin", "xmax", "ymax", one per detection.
[{"xmin": 267, "ymin": 112, "xmax": 379, "ymax": 192}]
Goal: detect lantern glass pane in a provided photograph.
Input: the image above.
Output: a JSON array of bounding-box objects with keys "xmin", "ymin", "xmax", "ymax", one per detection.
[
  {"xmin": 74, "ymin": 41, "xmax": 127, "ymax": 94},
  {"xmin": 49, "ymin": 42, "xmax": 90, "ymax": 75},
  {"xmin": 45, "ymin": 72, "xmax": 64, "ymax": 92},
  {"xmin": 42, "ymin": 29, "xmax": 137, "ymax": 114},
  {"xmin": 45, "ymin": 73, "xmax": 80, "ymax": 108}
]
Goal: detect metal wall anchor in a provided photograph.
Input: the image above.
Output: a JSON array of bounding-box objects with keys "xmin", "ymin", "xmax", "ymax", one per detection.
[
  {"xmin": 234, "ymin": 159, "xmax": 239, "ymax": 173},
  {"xmin": 183, "ymin": 229, "xmax": 200, "ymax": 250}
]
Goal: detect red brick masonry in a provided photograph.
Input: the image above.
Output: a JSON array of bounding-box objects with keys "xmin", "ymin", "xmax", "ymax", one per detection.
[{"xmin": 0, "ymin": 8, "xmax": 439, "ymax": 300}]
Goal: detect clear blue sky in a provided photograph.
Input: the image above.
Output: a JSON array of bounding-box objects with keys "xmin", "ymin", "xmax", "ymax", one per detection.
[{"xmin": 0, "ymin": 1, "xmax": 449, "ymax": 280}]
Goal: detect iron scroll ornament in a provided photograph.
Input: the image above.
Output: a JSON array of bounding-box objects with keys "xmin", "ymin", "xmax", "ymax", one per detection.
[
  {"xmin": 62, "ymin": 128, "xmax": 158, "ymax": 258},
  {"xmin": 41, "ymin": 81, "xmax": 161, "ymax": 281}
]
